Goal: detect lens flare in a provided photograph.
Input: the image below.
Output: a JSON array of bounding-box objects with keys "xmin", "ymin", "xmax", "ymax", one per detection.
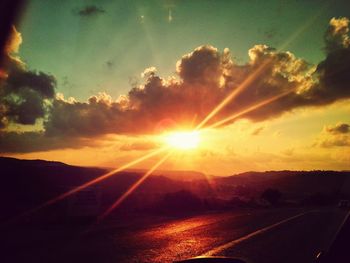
[
  {"xmin": 194, "ymin": 6, "xmax": 326, "ymax": 131},
  {"xmin": 208, "ymin": 89, "xmax": 294, "ymax": 129},
  {"xmin": 8, "ymin": 147, "xmax": 168, "ymax": 223},
  {"xmin": 98, "ymin": 151, "xmax": 172, "ymax": 220}
]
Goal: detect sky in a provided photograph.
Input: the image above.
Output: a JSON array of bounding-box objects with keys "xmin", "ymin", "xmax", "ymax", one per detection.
[{"xmin": 0, "ymin": 0, "xmax": 350, "ymax": 175}]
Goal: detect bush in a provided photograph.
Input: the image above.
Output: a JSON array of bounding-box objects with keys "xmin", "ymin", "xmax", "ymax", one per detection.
[{"xmin": 261, "ymin": 188, "xmax": 282, "ymax": 206}]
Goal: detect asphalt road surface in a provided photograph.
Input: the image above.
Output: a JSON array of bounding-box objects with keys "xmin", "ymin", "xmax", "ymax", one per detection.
[{"xmin": 2, "ymin": 208, "xmax": 347, "ymax": 263}]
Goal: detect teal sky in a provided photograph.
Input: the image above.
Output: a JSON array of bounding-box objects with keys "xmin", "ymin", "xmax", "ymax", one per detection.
[{"xmin": 17, "ymin": 0, "xmax": 350, "ymax": 101}]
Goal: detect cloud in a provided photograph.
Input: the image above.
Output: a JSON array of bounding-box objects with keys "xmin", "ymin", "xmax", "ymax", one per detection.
[
  {"xmin": 0, "ymin": 26, "xmax": 56, "ymax": 128},
  {"xmin": 315, "ymin": 122, "xmax": 350, "ymax": 148},
  {"xmin": 3, "ymin": 18, "xmax": 350, "ymax": 153},
  {"xmin": 76, "ymin": 5, "xmax": 105, "ymax": 17},
  {"xmin": 141, "ymin": 66, "xmax": 157, "ymax": 78},
  {"xmin": 325, "ymin": 122, "xmax": 350, "ymax": 134},
  {"xmin": 324, "ymin": 17, "xmax": 350, "ymax": 53},
  {"xmin": 318, "ymin": 136, "xmax": 350, "ymax": 148},
  {"xmin": 120, "ymin": 140, "xmax": 159, "ymax": 151},
  {"xmin": 44, "ymin": 92, "xmax": 123, "ymax": 137},
  {"xmin": 262, "ymin": 29, "xmax": 278, "ymax": 40},
  {"xmin": 105, "ymin": 60, "xmax": 115, "ymax": 70},
  {"xmin": 251, "ymin": 126, "xmax": 264, "ymax": 136},
  {"xmin": 176, "ymin": 45, "xmax": 228, "ymax": 86},
  {"xmin": 0, "ymin": 131, "xmax": 100, "ymax": 153},
  {"xmin": 41, "ymin": 43, "xmax": 314, "ymax": 138},
  {"xmin": 312, "ymin": 17, "xmax": 350, "ymax": 107},
  {"xmin": 4, "ymin": 25, "xmax": 22, "ymax": 55},
  {"xmin": 1, "ymin": 26, "xmax": 24, "ymax": 74},
  {"xmin": 281, "ymin": 148, "xmax": 294, "ymax": 156}
]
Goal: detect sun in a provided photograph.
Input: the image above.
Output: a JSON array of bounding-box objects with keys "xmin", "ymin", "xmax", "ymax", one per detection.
[{"xmin": 164, "ymin": 131, "xmax": 200, "ymax": 150}]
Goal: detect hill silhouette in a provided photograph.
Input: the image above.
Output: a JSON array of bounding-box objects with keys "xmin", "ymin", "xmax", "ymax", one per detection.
[{"xmin": 1, "ymin": 157, "xmax": 350, "ymax": 221}]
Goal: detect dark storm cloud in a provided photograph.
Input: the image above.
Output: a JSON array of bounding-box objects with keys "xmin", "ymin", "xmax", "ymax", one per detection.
[
  {"xmin": 44, "ymin": 92, "xmax": 123, "ymax": 137},
  {"xmin": 310, "ymin": 17, "xmax": 350, "ymax": 106},
  {"xmin": 2, "ymin": 18, "xmax": 350, "ymax": 153},
  {"xmin": 76, "ymin": 5, "xmax": 105, "ymax": 17},
  {"xmin": 0, "ymin": 131, "xmax": 100, "ymax": 153},
  {"xmin": 324, "ymin": 17, "xmax": 350, "ymax": 53},
  {"xmin": 0, "ymin": 27, "xmax": 56, "ymax": 128}
]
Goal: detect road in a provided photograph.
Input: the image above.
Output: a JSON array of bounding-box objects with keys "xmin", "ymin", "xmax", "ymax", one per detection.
[{"xmin": 2, "ymin": 208, "xmax": 347, "ymax": 263}]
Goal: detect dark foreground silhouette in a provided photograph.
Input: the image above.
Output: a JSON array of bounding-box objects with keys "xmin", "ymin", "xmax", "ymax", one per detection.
[{"xmin": 1, "ymin": 157, "xmax": 350, "ymax": 263}]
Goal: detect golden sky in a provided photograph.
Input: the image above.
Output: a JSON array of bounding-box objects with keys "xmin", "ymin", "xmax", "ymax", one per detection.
[{"xmin": 1, "ymin": 1, "xmax": 350, "ymax": 175}]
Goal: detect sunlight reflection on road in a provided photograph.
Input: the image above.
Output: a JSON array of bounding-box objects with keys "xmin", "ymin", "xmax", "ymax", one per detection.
[
  {"xmin": 110, "ymin": 209, "xmax": 325, "ymax": 263},
  {"xmin": 115, "ymin": 212, "xmax": 255, "ymax": 263},
  {"xmin": 143, "ymin": 217, "xmax": 220, "ymax": 237}
]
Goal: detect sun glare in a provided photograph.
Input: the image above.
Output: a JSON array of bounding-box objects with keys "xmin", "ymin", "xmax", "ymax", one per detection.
[{"xmin": 164, "ymin": 131, "xmax": 200, "ymax": 150}]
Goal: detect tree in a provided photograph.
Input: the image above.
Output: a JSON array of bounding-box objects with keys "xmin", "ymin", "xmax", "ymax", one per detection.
[{"xmin": 261, "ymin": 188, "xmax": 282, "ymax": 205}]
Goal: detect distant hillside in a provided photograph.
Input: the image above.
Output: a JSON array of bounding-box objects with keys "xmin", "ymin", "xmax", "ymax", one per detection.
[
  {"xmin": 0, "ymin": 157, "xmax": 212, "ymax": 220},
  {"xmin": 0, "ymin": 156, "xmax": 68, "ymax": 168},
  {"xmin": 218, "ymin": 170, "xmax": 350, "ymax": 198},
  {"xmin": 2, "ymin": 157, "xmax": 350, "ymax": 221},
  {"xmin": 125, "ymin": 168, "xmax": 209, "ymax": 181}
]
